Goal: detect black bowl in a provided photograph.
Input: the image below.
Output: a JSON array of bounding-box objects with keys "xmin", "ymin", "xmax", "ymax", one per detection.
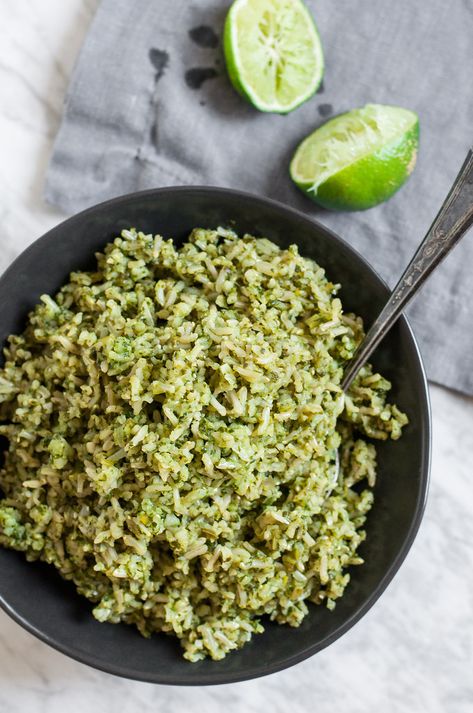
[{"xmin": 0, "ymin": 187, "xmax": 430, "ymax": 685}]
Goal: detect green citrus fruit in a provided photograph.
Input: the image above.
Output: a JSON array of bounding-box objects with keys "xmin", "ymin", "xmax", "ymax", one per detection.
[
  {"xmin": 290, "ymin": 103, "xmax": 420, "ymax": 210},
  {"xmin": 223, "ymin": 0, "xmax": 324, "ymax": 114}
]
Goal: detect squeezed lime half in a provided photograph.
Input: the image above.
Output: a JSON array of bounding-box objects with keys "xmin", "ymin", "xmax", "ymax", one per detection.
[
  {"xmin": 224, "ymin": 0, "xmax": 324, "ymax": 114},
  {"xmin": 290, "ymin": 104, "xmax": 420, "ymax": 210}
]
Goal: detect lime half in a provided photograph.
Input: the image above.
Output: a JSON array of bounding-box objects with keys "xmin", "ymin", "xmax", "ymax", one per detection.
[
  {"xmin": 290, "ymin": 104, "xmax": 419, "ymax": 210},
  {"xmin": 224, "ymin": 0, "xmax": 324, "ymax": 114}
]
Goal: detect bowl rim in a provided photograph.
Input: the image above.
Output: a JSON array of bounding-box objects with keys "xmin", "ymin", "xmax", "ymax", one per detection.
[{"xmin": 0, "ymin": 185, "xmax": 431, "ymax": 685}]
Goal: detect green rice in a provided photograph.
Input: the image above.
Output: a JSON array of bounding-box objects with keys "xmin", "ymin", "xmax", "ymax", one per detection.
[{"xmin": 0, "ymin": 227, "xmax": 407, "ymax": 661}]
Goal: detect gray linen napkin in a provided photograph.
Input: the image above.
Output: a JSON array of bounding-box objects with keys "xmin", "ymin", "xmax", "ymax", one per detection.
[{"xmin": 44, "ymin": 0, "xmax": 473, "ymax": 395}]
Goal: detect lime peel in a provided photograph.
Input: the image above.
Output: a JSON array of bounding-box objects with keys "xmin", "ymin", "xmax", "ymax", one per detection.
[
  {"xmin": 290, "ymin": 104, "xmax": 420, "ymax": 211},
  {"xmin": 224, "ymin": 0, "xmax": 324, "ymax": 114}
]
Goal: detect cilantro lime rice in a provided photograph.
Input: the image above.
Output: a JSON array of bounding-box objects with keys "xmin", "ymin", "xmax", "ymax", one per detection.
[{"xmin": 0, "ymin": 227, "xmax": 407, "ymax": 661}]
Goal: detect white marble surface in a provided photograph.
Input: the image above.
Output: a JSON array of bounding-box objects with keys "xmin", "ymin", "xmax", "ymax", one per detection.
[{"xmin": 0, "ymin": 1, "xmax": 472, "ymax": 711}]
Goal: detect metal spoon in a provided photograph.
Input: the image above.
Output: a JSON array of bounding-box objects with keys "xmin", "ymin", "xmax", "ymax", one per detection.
[
  {"xmin": 343, "ymin": 148, "xmax": 473, "ymax": 389},
  {"xmin": 334, "ymin": 148, "xmax": 473, "ymax": 478}
]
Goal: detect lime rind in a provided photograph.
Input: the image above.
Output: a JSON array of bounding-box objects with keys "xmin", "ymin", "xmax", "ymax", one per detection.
[
  {"xmin": 224, "ymin": 0, "xmax": 324, "ymax": 114},
  {"xmin": 315, "ymin": 126, "xmax": 419, "ymax": 210},
  {"xmin": 290, "ymin": 104, "xmax": 420, "ymax": 211},
  {"xmin": 290, "ymin": 104, "xmax": 418, "ymax": 189}
]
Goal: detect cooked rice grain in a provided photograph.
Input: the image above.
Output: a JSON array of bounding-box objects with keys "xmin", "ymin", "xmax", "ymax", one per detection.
[{"xmin": 0, "ymin": 228, "xmax": 407, "ymax": 660}]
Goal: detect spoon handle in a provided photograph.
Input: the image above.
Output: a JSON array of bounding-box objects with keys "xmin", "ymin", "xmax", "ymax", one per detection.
[{"xmin": 342, "ymin": 149, "xmax": 473, "ymax": 391}]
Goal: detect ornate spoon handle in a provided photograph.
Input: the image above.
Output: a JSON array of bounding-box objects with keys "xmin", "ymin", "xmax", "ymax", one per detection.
[{"xmin": 342, "ymin": 149, "xmax": 473, "ymax": 391}]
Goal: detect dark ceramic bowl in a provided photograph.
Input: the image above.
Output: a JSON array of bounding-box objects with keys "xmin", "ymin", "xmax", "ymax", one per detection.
[{"xmin": 0, "ymin": 187, "xmax": 430, "ymax": 685}]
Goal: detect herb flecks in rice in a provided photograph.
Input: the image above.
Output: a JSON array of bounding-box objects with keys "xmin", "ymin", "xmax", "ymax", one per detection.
[{"xmin": 0, "ymin": 228, "xmax": 407, "ymax": 661}]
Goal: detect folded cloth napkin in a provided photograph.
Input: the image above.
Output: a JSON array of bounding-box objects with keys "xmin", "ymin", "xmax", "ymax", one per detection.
[{"xmin": 45, "ymin": 0, "xmax": 473, "ymax": 395}]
